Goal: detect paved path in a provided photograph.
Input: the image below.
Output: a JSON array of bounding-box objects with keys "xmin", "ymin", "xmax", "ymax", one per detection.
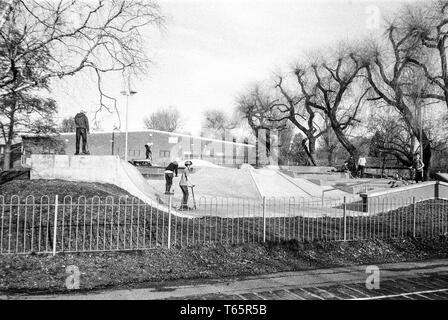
[{"xmin": 3, "ymin": 259, "xmax": 448, "ymax": 300}]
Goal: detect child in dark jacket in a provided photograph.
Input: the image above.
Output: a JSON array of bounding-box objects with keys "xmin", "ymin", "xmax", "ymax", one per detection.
[{"xmin": 164, "ymin": 160, "xmax": 178, "ymax": 194}]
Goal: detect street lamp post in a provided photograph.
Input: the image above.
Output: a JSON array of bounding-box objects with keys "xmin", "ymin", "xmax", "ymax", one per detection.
[
  {"xmin": 111, "ymin": 130, "xmax": 115, "ymax": 155},
  {"xmin": 121, "ymin": 90, "xmax": 137, "ymax": 162}
]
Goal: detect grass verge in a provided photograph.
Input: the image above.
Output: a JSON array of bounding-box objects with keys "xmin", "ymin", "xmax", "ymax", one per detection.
[{"xmin": 1, "ymin": 236, "xmax": 448, "ymax": 295}]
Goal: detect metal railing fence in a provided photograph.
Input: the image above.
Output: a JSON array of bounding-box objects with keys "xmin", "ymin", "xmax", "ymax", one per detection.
[{"xmin": 1, "ymin": 194, "xmax": 447, "ymax": 255}]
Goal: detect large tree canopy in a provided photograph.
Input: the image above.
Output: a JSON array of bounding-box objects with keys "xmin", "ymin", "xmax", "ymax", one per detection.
[{"xmin": 0, "ymin": 0, "xmax": 164, "ymax": 116}]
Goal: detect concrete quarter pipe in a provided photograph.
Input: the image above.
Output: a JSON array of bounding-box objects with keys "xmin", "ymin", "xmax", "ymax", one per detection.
[{"xmin": 29, "ymin": 154, "xmax": 192, "ymax": 217}]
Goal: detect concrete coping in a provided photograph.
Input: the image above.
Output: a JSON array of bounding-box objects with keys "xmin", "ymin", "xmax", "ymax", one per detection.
[
  {"xmin": 291, "ymin": 171, "xmax": 344, "ymax": 175},
  {"xmin": 359, "ymin": 181, "xmax": 439, "ymax": 198}
]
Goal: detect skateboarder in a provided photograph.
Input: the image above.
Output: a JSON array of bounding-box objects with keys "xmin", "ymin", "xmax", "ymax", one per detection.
[
  {"xmin": 164, "ymin": 160, "xmax": 179, "ymax": 194},
  {"xmin": 74, "ymin": 110, "xmax": 90, "ymax": 155},
  {"xmin": 179, "ymin": 160, "xmax": 194, "ymax": 210},
  {"xmin": 145, "ymin": 142, "xmax": 153, "ymax": 161}
]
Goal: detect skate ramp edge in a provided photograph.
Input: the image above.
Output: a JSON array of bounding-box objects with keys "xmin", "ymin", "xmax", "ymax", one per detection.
[
  {"xmin": 360, "ymin": 180, "xmax": 448, "ymax": 213},
  {"xmin": 30, "ymin": 154, "xmax": 192, "ymax": 218},
  {"xmin": 249, "ymin": 168, "xmax": 316, "ymax": 199},
  {"xmin": 435, "ymin": 172, "xmax": 448, "ymax": 183}
]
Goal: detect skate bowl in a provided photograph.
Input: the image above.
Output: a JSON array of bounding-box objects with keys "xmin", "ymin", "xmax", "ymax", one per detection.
[
  {"xmin": 29, "ymin": 154, "xmax": 193, "ymax": 217},
  {"xmin": 30, "ymin": 154, "xmax": 357, "ymax": 219},
  {"xmin": 144, "ymin": 165, "xmax": 356, "ymax": 217},
  {"xmin": 145, "ymin": 166, "xmax": 261, "ymax": 202}
]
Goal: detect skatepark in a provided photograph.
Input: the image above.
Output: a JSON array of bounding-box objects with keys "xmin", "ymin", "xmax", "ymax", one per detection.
[{"xmin": 28, "ymin": 154, "xmax": 448, "ymax": 219}]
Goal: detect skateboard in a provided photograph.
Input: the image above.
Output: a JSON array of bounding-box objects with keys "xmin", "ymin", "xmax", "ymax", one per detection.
[{"xmin": 132, "ymin": 159, "xmax": 153, "ymax": 166}]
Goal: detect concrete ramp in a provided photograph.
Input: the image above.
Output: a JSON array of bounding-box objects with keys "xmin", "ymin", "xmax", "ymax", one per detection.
[
  {"xmin": 435, "ymin": 172, "xmax": 448, "ymax": 183},
  {"xmin": 283, "ymin": 176, "xmax": 349, "ymax": 199},
  {"xmin": 250, "ymin": 168, "xmax": 312, "ymax": 198},
  {"xmin": 30, "ymin": 154, "xmax": 191, "ymax": 217},
  {"xmin": 145, "ymin": 166, "xmax": 262, "ymax": 204}
]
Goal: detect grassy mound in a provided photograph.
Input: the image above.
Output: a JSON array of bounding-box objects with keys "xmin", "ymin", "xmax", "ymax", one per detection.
[{"xmin": 0, "ymin": 179, "xmax": 133, "ymax": 200}]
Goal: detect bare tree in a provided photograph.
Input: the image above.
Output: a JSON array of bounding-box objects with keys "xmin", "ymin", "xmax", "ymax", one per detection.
[
  {"xmin": 143, "ymin": 106, "xmax": 181, "ymax": 132},
  {"xmin": 393, "ymin": 1, "xmax": 448, "ymax": 110},
  {"xmin": 359, "ymin": 23, "xmax": 434, "ymax": 179},
  {"xmin": 236, "ymin": 84, "xmax": 287, "ymax": 166},
  {"xmin": 277, "ymin": 124, "xmax": 309, "ymax": 165},
  {"xmin": 60, "ymin": 116, "xmax": 76, "ymax": 133},
  {"xmin": 0, "ymin": 0, "xmax": 14, "ymax": 29},
  {"xmin": 0, "ymin": 0, "xmax": 164, "ymax": 123},
  {"xmin": 367, "ymin": 108, "xmax": 415, "ymax": 168},
  {"xmin": 272, "ymin": 75, "xmax": 328, "ymax": 165},
  {"xmin": 202, "ymin": 109, "xmax": 236, "ymax": 139},
  {"xmin": 292, "ymin": 50, "xmax": 369, "ymax": 160}
]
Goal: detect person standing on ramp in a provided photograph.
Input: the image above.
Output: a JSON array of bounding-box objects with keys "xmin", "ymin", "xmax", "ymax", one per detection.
[
  {"xmin": 179, "ymin": 160, "xmax": 194, "ymax": 210},
  {"xmin": 74, "ymin": 110, "xmax": 90, "ymax": 155}
]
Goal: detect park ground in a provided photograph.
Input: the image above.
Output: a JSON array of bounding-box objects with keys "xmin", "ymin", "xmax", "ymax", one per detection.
[{"xmin": 1, "ymin": 179, "xmax": 448, "ymax": 295}]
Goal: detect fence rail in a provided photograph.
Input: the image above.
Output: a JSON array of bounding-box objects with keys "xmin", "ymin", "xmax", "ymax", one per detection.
[{"xmin": 1, "ymin": 194, "xmax": 447, "ymax": 255}]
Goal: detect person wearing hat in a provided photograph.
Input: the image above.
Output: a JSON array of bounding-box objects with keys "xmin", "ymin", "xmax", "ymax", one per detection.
[
  {"xmin": 164, "ymin": 160, "xmax": 179, "ymax": 194},
  {"xmin": 74, "ymin": 110, "xmax": 90, "ymax": 155},
  {"xmin": 145, "ymin": 142, "xmax": 153, "ymax": 161},
  {"xmin": 179, "ymin": 160, "xmax": 194, "ymax": 210}
]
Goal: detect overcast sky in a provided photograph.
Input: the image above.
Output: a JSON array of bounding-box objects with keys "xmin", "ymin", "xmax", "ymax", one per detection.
[{"xmin": 52, "ymin": 0, "xmax": 417, "ymax": 135}]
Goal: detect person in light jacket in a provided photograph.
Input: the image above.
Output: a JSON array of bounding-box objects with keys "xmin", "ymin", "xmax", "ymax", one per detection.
[
  {"xmin": 413, "ymin": 153, "xmax": 425, "ymax": 183},
  {"xmin": 179, "ymin": 160, "xmax": 194, "ymax": 210},
  {"xmin": 357, "ymin": 155, "xmax": 366, "ymax": 178}
]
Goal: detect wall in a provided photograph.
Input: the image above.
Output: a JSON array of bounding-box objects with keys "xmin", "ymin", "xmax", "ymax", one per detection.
[
  {"xmin": 360, "ymin": 181, "xmax": 448, "ymax": 213},
  {"xmin": 60, "ymin": 130, "xmax": 259, "ymax": 166}
]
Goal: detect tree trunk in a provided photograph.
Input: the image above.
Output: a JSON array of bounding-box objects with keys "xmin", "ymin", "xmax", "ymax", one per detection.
[
  {"xmin": 265, "ymin": 129, "xmax": 271, "ymax": 159},
  {"xmin": 308, "ymin": 136, "xmax": 317, "ymax": 166},
  {"xmin": 423, "ymin": 141, "xmax": 431, "ymax": 181},
  {"xmin": 330, "ymin": 122, "xmax": 357, "ymax": 159},
  {"xmin": 301, "ymin": 138, "xmax": 316, "ymax": 166},
  {"xmin": 3, "ymin": 143, "xmax": 11, "ymax": 171},
  {"xmin": 437, "ymin": 36, "xmax": 448, "ymax": 111},
  {"xmin": 255, "ymin": 128, "xmax": 259, "ymax": 167},
  {"xmin": 3, "ymin": 102, "xmax": 16, "ymax": 171},
  {"xmin": 327, "ymin": 147, "xmax": 334, "ymax": 167},
  {"xmin": 400, "ymin": 105, "xmax": 431, "ymax": 181}
]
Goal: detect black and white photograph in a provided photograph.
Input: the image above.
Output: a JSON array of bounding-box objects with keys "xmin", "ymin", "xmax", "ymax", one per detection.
[{"xmin": 1, "ymin": 0, "xmax": 448, "ymax": 311}]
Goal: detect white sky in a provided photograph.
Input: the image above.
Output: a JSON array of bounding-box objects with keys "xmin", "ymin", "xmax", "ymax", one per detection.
[{"xmin": 52, "ymin": 0, "xmax": 419, "ymax": 135}]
